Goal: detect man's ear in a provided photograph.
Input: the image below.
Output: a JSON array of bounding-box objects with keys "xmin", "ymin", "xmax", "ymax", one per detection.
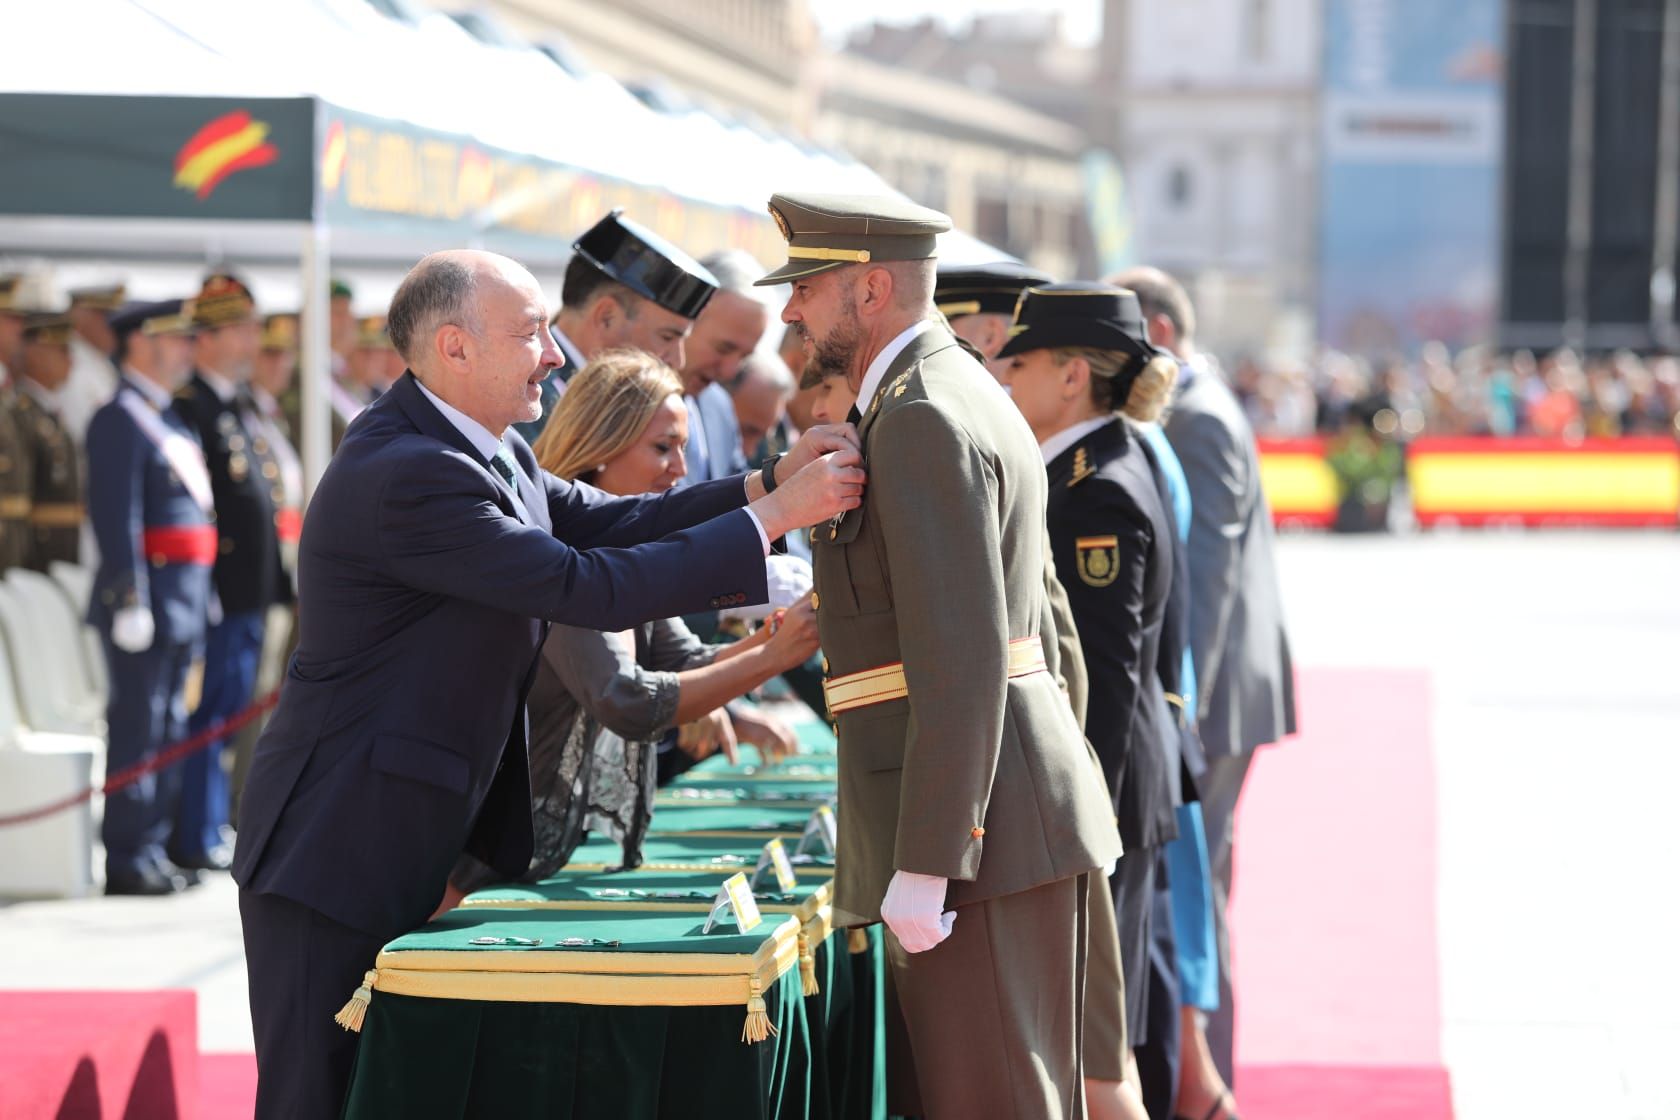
[
  {"xmin": 434, "ymin": 323, "xmax": 471, "ymax": 372},
  {"xmin": 857, "ymin": 265, "xmax": 894, "ymax": 315},
  {"xmin": 1147, "ymin": 311, "xmax": 1177, "ymax": 352},
  {"xmin": 588, "ymin": 293, "xmax": 620, "ymax": 334}
]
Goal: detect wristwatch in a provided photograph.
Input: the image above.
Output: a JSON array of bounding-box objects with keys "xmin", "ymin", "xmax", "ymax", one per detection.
[{"xmin": 760, "ymin": 453, "xmax": 786, "ymax": 494}]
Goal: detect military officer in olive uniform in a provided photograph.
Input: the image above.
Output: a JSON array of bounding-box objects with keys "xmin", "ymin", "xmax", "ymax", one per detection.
[
  {"xmin": 10, "ymin": 314, "xmax": 83, "ymax": 570},
  {"xmin": 171, "ymin": 274, "xmax": 292, "ymax": 871},
  {"xmin": 0, "ymin": 277, "xmax": 33, "ymax": 569},
  {"xmin": 757, "ymin": 193, "xmax": 1122, "ymax": 1119}
]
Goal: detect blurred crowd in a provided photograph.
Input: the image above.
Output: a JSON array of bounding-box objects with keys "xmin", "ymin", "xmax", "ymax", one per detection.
[{"xmin": 1230, "ymin": 343, "xmax": 1680, "ymax": 442}]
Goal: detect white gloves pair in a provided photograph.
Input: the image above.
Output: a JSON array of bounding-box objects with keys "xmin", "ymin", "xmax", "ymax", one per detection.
[
  {"xmin": 880, "ymin": 870, "xmax": 955, "ymax": 954},
  {"xmin": 718, "ymin": 553, "xmax": 813, "ymax": 624},
  {"xmin": 111, "ymin": 605, "xmax": 155, "ymax": 653}
]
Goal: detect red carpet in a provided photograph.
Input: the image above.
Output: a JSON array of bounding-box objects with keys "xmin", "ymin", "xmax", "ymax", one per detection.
[
  {"xmin": 0, "ymin": 990, "xmax": 198, "ymax": 1119},
  {"xmin": 1229, "ymin": 667, "xmax": 1452, "ymax": 1118},
  {"xmin": 200, "ymin": 1052, "xmax": 258, "ymax": 1118}
]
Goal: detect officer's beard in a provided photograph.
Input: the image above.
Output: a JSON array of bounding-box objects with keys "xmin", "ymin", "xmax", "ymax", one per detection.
[{"xmin": 807, "ymin": 290, "xmax": 862, "ymax": 385}]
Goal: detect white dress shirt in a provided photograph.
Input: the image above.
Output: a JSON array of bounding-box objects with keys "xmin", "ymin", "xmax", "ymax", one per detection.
[{"xmin": 1039, "ymin": 415, "xmax": 1116, "ymax": 466}]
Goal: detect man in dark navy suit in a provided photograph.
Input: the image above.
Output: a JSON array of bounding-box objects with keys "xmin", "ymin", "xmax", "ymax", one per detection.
[
  {"xmin": 231, "ymin": 249, "xmax": 864, "ymax": 1118},
  {"xmin": 88, "ymin": 300, "xmax": 218, "ymax": 896}
]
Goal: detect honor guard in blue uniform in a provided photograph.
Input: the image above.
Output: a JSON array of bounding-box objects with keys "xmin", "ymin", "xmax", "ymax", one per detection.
[
  {"xmin": 171, "ymin": 274, "xmax": 292, "ymax": 871},
  {"xmin": 0, "ymin": 276, "xmax": 36, "ymax": 568},
  {"xmin": 521, "ymin": 209, "xmax": 719, "ymax": 443},
  {"xmin": 90, "ymin": 300, "xmax": 218, "ymax": 895},
  {"xmin": 1000, "ymin": 284, "xmax": 1190, "ymax": 1108},
  {"xmin": 10, "ymin": 314, "xmax": 83, "ymax": 570}
]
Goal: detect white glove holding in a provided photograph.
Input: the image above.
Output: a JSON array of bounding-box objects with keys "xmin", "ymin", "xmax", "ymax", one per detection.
[
  {"xmin": 111, "ymin": 605, "xmax": 155, "ymax": 653},
  {"xmin": 719, "ymin": 553, "xmax": 815, "ymax": 623},
  {"xmin": 880, "ymin": 870, "xmax": 955, "ymax": 953}
]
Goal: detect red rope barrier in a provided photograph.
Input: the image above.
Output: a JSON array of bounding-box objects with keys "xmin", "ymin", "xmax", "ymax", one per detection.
[{"xmin": 0, "ymin": 688, "xmax": 281, "ymax": 829}]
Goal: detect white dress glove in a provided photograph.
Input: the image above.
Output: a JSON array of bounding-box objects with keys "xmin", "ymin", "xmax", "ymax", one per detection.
[
  {"xmin": 880, "ymin": 870, "xmax": 955, "ymax": 953},
  {"xmin": 719, "ymin": 553, "xmax": 815, "ymax": 624},
  {"xmin": 111, "ymin": 605, "xmax": 155, "ymax": 654}
]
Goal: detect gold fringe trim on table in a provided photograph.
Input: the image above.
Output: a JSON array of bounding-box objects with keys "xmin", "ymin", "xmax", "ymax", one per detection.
[
  {"xmin": 335, "ymin": 970, "xmax": 378, "ymax": 1032},
  {"xmin": 742, "ymin": 975, "xmax": 776, "ymax": 1043},
  {"xmin": 797, "ymin": 930, "xmax": 819, "ymax": 996},
  {"xmin": 848, "ymin": 927, "xmax": 870, "ymax": 954}
]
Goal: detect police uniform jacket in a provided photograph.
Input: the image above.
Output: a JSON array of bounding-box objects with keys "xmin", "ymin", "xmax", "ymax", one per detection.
[
  {"xmin": 1046, "ymin": 416, "xmax": 1179, "ymax": 851},
  {"xmin": 812, "ymin": 325, "xmax": 1120, "ymax": 925},
  {"xmin": 173, "ymin": 371, "xmax": 291, "ymax": 614},
  {"xmin": 85, "ymin": 377, "xmax": 216, "ymax": 647}
]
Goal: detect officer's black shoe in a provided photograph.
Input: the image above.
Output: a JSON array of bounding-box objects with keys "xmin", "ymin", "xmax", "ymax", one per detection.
[{"xmin": 105, "ymin": 865, "xmax": 191, "ymax": 896}]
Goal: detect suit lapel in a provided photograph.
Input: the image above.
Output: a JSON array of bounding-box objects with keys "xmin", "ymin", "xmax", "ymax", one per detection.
[{"xmin": 389, "ymin": 371, "xmax": 529, "ymax": 522}]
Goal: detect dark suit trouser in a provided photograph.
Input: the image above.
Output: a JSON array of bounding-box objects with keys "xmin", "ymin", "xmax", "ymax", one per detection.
[
  {"xmin": 886, "ymin": 873, "xmax": 1089, "ymax": 1120},
  {"xmin": 1133, "ymin": 849, "xmax": 1182, "ymax": 1120},
  {"xmin": 175, "ymin": 609, "xmax": 265, "ymax": 859},
  {"xmin": 240, "ymin": 889, "xmax": 385, "ymax": 1120},
  {"xmin": 99, "ymin": 635, "xmax": 192, "ymax": 880},
  {"xmin": 1199, "ymin": 750, "xmax": 1255, "ymax": 1088}
]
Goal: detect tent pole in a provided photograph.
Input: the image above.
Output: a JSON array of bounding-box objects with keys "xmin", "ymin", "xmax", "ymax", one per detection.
[{"xmin": 299, "ymin": 219, "xmax": 331, "ymax": 500}]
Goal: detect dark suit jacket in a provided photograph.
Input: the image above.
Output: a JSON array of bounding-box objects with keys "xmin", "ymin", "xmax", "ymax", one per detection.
[
  {"xmin": 1047, "ymin": 418, "xmax": 1178, "ymax": 850},
  {"xmin": 173, "ymin": 372, "xmax": 290, "ymax": 615},
  {"xmin": 232, "ymin": 372, "xmax": 768, "ymax": 936},
  {"xmin": 1163, "ymin": 365, "xmax": 1297, "ymax": 758},
  {"xmin": 85, "ymin": 379, "xmax": 216, "ymax": 648},
  {"xmin": 681, "ymin": 383, "xmax": 748, "ymax": 484}
]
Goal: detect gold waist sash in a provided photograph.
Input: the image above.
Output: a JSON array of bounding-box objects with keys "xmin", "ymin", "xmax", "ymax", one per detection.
[{"xmin": 824, "ymin": 636, "xmax": 1047, "ymax": 715}]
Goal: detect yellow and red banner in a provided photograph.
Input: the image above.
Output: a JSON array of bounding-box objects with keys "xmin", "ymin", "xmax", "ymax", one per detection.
[
  {"xmin": 1406, "ymin": 437, "xmax": 1680, "ymax": 527},
  {"xmin": 1258, "ymin": 439, "xmax": 1338, "ymax": 528}
]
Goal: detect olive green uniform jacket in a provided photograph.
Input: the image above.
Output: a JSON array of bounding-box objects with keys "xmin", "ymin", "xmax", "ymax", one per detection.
[{"xmin": 812, "ymin": 324, "xmax": 1121, "ymax": 925}]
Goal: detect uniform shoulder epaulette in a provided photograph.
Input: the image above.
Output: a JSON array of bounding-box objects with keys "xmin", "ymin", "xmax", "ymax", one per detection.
[
  {"xmin": 1067, "ymin": 444, "xmax": 1096, "ymax": 487},
  {"xmin": 172, "ymin": 383, "xmax": 195, "ymax": 401}
]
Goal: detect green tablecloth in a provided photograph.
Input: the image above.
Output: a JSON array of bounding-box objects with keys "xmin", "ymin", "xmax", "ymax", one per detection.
[
  {"xmin": 462, "ymin": 869, "xmax": 831, "ymax": 920},
  {"xmin": 341, "ymin": 715, "xmax": 881, "ymax": 1120},
  {"xmin": 566, "ymin": 834, "xmax": 834, "ymax": 876}
]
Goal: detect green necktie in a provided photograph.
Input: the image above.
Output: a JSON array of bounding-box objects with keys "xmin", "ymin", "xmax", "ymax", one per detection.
[{"xmin": 490, "ymin": 447, "xmax": 518, "ymax": 487}]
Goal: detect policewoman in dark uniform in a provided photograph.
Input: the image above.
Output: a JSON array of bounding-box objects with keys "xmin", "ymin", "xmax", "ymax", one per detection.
[
  {"xmin": 90, "ymin": 300, "xmax": 218, "ymax": 894},
  {"xmin": 10, "ymin": 314, "xmax": 83, "ymax": 570},
  {"xmin": 1000, "ymin": 284, "xmax": 1186, "ymax": 1088},
  {"xmin": 172, "ymin": 274, "xmax": 291, "ymax": 870}
]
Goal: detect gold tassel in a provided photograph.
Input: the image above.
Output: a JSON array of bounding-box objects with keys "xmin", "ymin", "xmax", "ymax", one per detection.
[
  {"xmin": 741, "ymin": 975, "xmax": 777, "ymax": 1044},
  {"xmin": 334, "ymin": 970, "xmax": 379, "ymax": 1033},
  {"xmin": 798, "ymin": 931, "xmax": 819, "ymax": 997},
  {"xmin": 848, "ymin": 927, "xmax": 869, "ymax": 955}
]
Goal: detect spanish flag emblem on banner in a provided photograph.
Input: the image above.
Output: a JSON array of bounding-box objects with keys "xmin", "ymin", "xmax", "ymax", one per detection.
[{"xmin": 174, "ymin": 110, "xmax": 279, "ymax": 200}]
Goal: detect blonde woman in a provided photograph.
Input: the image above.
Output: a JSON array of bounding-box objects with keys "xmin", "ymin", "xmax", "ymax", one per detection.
[
  {"xmin": 1002, "ymin": 285, "xmax": 1215, "ymax": 1120},
  {"xmin": 450, "ymin": 349, "xmax": 818, "ymax": 893}
]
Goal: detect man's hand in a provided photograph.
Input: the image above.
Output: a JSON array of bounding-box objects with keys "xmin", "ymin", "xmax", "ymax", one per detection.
[
  {"xmin": 765, "ymin": 593, "xmax": 820, "ymax": 671},
  {"xmin": 729, "ymin": 705, "xmax": 799, "ymax": 764},
  {"xmin": 880, "ymin": 870, "xmax": 955, "ymax": 953},
  {"xmin": 778, "ymin": 422, "xmax": 860, "ymax": 481},
  {"xmin": 677, "ymin": 707, "xmax": 739, "ymax": 766},
  {"xmin": 750, "ymin": 448, "xmax": 865, "ymax": 539},
  {"xmin": 431, "ymin": 879, "xmax": 466, "ymax": 921}
]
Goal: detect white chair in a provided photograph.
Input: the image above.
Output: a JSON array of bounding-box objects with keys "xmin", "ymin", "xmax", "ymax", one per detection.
[
  {"xmin": 48, "ymin": 561, "xmax": 107, "ymax": 701},
  {"xmin": 8, "ymin": 567, "xmax": 107, "ymax": 709},
  {"xmin": 0, "ymin": 581, "xmax": 102, "ymax": 736},
  {"xmin": 0, "ymin": 611, "xmax": 97, "ymax": 899}
]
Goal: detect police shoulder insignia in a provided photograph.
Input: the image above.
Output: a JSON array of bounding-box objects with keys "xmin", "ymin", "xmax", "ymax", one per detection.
[
  {"xmin": 1068, "ymin": 446, "xmax": 1095, "ymax": 487},
  {"xmin": 1075, "ymin": 534, "xmax": 1120, "ymax": 587}
]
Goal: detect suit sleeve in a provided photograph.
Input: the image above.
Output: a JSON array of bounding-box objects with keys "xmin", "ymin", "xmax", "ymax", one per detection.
[
  {"xmin": 870, "ymin": 401, "xmax": 1008, "ymax": 881},
  {"xmin": 84, "ymin": 409, "xmax": 148, "ymax": 616},
  {"xmin": 1051, "ymin": 480, "xmax": 1152, "ymax": 809},
  {"xmin": 378, "ymin": 452, "xmax": 767, "ymax": 632},
  {"xmin": 1172, "ymin": 407, "xmax": 1249, "ymax": 715},
  {"xmin": 538, "ymin": 462, "xmax": 749, "ymax": 548}
]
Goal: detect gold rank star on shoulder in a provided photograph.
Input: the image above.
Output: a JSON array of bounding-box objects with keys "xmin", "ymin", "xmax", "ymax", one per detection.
[{"xmin": 1069, "ymin": 446, "xmax": 1095, "ymax": 487}]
